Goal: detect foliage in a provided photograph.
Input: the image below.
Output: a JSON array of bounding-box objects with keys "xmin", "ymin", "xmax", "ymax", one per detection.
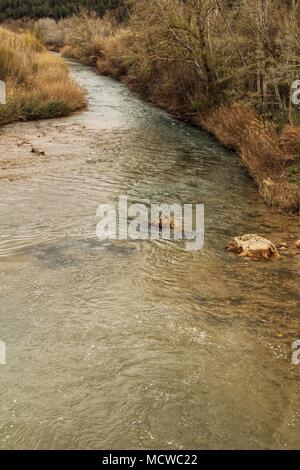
[
  {"xmin": 0, "ymin": 0, "xmax": 126, "ymax": 22},
  {"xmin": 55, "ymin": 1, "xmax": 300, "ymax": 212}
]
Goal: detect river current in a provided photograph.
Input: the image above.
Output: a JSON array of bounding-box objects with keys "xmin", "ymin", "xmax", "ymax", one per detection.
[{"xmin": 0, "ymin": 60, "xmax": 299, "ymax": 449}]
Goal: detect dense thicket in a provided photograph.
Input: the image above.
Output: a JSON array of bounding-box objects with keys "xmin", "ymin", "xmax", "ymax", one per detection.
[
  {"xmin": 56, "ymin": 0, "xmax": 300, "ymax": 118},
  {"xmin": 0, "ymin": 0, "xmax": 125, "ymax": 21},
  {"xmin": 53, "ymin": 0, "xmax": 300, "ymax": 213}
]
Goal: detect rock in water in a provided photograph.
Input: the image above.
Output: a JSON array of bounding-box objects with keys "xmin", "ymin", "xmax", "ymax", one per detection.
[
  {"xmin": 295, "ymin": 240, "xmax": 300, "ymax": 250},
  {"xmin": 226, "ymin": 234, "xmax": 279, "ymax": 259}
]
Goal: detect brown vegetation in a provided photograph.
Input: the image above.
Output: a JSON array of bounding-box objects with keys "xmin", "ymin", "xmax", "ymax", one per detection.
[
  {"xmin": 196, "ymin": 106, "xmax": 300, "ymax": 213},
  {"xmin": 0, "ymin": 26, "xmax": 86, "ymax": 126},
  {"xmin": 35, "ymin": 1, "xmax": 300, "ymax": 213},
  {"xmin": 280, "ymin": 125, "xmax": 300, "ymax": 155}
]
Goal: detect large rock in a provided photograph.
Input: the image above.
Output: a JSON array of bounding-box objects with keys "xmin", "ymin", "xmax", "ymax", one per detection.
[{"xmin": 226, "ymin": 234, "xmax": 279, "ymax": 259}]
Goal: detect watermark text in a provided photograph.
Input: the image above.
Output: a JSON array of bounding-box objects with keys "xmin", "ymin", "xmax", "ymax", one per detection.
[{"xmin": 96, "ymin": 196, "xmax": 204, "ymax": 251}]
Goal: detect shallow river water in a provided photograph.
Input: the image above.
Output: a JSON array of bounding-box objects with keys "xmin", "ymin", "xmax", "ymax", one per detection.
[{"xmin": 0, "ymin": 61, "xmax": 300, "ymax": 449}]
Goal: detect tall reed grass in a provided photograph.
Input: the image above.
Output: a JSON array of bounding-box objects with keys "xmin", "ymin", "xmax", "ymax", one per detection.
[{"xmin": 0, "ymin": 26, "xmax": 86, "ymax": 125}]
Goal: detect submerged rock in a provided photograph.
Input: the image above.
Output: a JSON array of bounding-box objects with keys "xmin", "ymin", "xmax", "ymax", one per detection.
[
  {"xmin": 296, "ymin": 240, "xmax": 300, "ymax": 249},
  {"xmin": 279, "ymin": 242, "xmax": 288, "ymax": 248},
  {"xmin": 31, "ymin": 147, "xmax": 45, "ymax": 156},
  {"xmin": 226, "ymin": 234, "xmax": 279, "ymax": 259},
  {"xmin": 279, "ymin": 246, "xmax": 287, "ymax": 252}
]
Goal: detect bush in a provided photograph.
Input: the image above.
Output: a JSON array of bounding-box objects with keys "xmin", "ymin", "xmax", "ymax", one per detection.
[{"xmin": 0, "ymin": 26, "xmax": 86, "ymax": 126}]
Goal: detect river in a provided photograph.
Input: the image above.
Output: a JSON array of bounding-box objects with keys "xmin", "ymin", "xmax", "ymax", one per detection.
[{"xmin": 0, "ymin": 60, "xmax": 299, "ymax": 449}]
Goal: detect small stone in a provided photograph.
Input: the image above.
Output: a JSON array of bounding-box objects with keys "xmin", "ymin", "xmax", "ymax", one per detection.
[
  {"xmin": 226, "ymin": 234, "xmax": 279, "ymax": 259},
  {"xmin": 31, "ymin": 148, "xmax": 45, "ymax": 156},
  {"xmin": 295, "ymin": 240, "xmax": 300, "ymax": 249},
  {"xmin": 279, "ymin": 246, "xmax": 287, "ymax": 251}
]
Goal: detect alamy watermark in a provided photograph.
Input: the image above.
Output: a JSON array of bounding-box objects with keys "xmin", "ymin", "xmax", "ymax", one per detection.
[
  {"xmin": 291, "ymin": 340, "xmax": 300, "ymax": 365},
  {"xmin": 0, "ymin": 340, "xmax": 6, "ymax": 365},
  {"xmin": 96, "ymin": 196, "xmax": 204, "ymax": 251},
  {"xmin": 291, "ymin": 80, "xmax": 300, "ymax": 106},
  {"xmin": 0, "ymin": 80, "xmax": 6, "ymax": 105}
]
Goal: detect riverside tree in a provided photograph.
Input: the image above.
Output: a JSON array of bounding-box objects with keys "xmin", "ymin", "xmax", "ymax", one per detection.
[{"xmin": 126, "ymin": 0, "xmax": 300, "ymax": 117}]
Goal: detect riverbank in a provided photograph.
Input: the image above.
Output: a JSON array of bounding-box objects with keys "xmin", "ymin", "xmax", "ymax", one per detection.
[
  {"xmin": 39, "ymin": 7, "xmax": 299, "ymax": 216},
  {"xmin": 0, "ymin": 27, "xmax": 86, "ymax": 126},
  {"xmin": 4, "ymin": 6, "xmax": 300, "ymax": 215},
  {"xmin": 62, "ymin": 43, "xmax": 300, "ymax": 215}
]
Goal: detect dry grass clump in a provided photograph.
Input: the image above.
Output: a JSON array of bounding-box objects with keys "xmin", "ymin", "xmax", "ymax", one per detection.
[
  {"xmin": 60, "ymin": 12, "xmax": 119, "ymax": 65},
  {"xmin": 0, "ymin": 26, "xmax": 86, "ymax": 126},
  {"xmin": 196, "ymin": 105, "xmax": 300, "ymax": 214},
  {"xmin": 280, "ymin": 125, "xmax": 300, "ymax": 156},
  {"xmin": 280, "ymin": 125, "xmax": 300, "ymax": 189},
  {"xmin": 95, "ymin": 28, "xmax": 133, "ymax": 78},
  {"xmin": 34, "ymin": 18, "xmax": 65, "ymax": 49},
  {"xmin": 196, "ymin": 105, "xmax": 285, "ymax": 175}
]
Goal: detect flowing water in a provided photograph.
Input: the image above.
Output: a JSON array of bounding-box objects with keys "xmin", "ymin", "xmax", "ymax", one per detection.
[{"xmin": 0, "ymin": 61, "xmax": 300, "ymax": 450}]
